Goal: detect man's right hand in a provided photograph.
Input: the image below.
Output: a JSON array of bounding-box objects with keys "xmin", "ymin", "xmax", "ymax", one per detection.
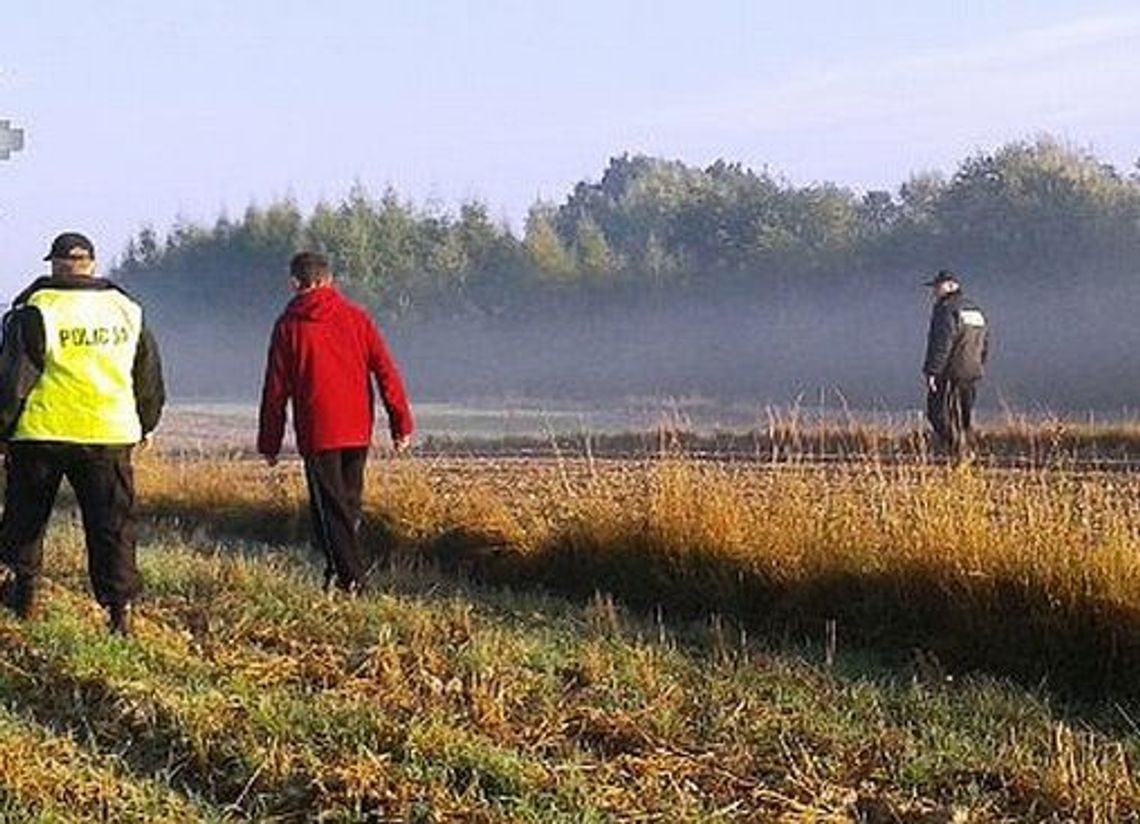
[{"xmin": 393, "ymin": 435, "xmax": 412, "ymax": 455}]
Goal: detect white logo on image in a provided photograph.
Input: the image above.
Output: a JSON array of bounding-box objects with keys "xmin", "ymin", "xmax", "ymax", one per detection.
[
  {"xmin": 959, "ymin": 309, "xmax": 985, "ymax": 327},
  {"xmin": 0, "ymin": 121, "xmax": 24, "ymax": 160}
]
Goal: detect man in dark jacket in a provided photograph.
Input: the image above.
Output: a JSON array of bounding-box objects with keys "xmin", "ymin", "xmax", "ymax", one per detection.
[
  {"xmin": 258, "ymin": 251, "xmax": 413, "ymax": 594},
  {"xmin": 0, "ymin": 232, "xmax": 165, "ymax": 634},
  {"xmin": 922, "ymin": 269, "xmax": 988, "ymax": 460}
]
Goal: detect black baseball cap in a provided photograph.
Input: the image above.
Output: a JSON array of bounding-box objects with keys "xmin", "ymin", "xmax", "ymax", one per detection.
[
  {"xmin": 43, "ymin": 232, "xmax": 95, "ymax": 261},
  {"xmin": 923, "ymin": 269, "xmax": 959, "ymax": 286}
]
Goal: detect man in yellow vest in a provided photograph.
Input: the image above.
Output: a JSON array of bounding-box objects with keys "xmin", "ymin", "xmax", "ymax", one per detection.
[{"xmin": 0, "ymin": 232, "xmax": 164, "ymax": 635}]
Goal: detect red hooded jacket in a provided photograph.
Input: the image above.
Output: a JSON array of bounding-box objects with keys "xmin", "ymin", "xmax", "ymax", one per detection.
[{"xmin": 258, "ymin": 286, "xmax": 413, "ymax": 457}]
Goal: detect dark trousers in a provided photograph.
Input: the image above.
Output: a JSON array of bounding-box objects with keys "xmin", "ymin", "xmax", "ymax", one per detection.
[
  {"xmin": 927, "ymin": 379, "xmax": 977, "ymax": 457},
  {"xmin": 304, "ymin": 448, "xmax": 368, "ymax": 591},
  {"xmin": 0, "ymin": 442, "xmax": 141, "ymax": 605}
]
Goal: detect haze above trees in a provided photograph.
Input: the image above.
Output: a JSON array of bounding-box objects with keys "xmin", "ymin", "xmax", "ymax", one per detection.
[
  {"xmin": 117, "ymin": 137, "xmax": 1140, "ymax": 407},
  {"xmin": 118, "ymin": 136, "xmax": 1140, "ymax": 319}
]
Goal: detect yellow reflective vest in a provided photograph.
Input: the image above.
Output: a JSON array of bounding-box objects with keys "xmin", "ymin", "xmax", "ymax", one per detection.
[{"xmin": 12, "ymin": 287, "xmax": 144, "ymax": 444}]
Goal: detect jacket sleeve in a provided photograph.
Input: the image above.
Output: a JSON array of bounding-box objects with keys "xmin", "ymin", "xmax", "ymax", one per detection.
[
  {"xmin": 364, "ymin": 317, "xmax": 414, "ymax": 441},
  {"xmin": 132, "ymin": 322, "xmax": 166, "ymax": 436},
  {"xmin": 0, "ymin": 307, "xmax": 45, "ymax": 438},
  {"xmin": 257, "ymin": 320, "xmax": 292, "ymax": 456},
  {"xmin": 923, "ymin": 304, "xmax": 957, "ymax": 377}
]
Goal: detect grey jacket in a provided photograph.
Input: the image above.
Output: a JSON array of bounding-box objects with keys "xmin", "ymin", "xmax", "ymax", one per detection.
[{"xmin": 923, "ymin": 290, "xmax": 988, "ymax": 382}]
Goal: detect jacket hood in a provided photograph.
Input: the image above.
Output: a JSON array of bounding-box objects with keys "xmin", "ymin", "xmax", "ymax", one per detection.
[{"xmin": 284, "ymin": 285, "xmax": 346, "ymax": 322}]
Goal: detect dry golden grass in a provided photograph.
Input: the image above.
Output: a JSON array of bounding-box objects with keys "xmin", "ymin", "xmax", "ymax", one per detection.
[
  {"xmin": 414, "ymin": 414, "xmax": 1140, "ymax": 468},
  {"xmin": 0, "ymin": 442, "xmax": 1138, "ymax": 820},
  {"xmin": 135, "ymin": 447, "xmax": 1140, "ymax": 697}
]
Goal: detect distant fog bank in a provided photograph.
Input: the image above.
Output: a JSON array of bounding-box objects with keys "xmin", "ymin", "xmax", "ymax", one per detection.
[{"xmin": 148, "ymin": 277, "xmax": 1140, "ymax": 416}]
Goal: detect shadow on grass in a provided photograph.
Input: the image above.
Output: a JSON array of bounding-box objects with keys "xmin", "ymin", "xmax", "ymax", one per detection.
[
  {"xmin": 139, "ymin": 498, "xmax": 1140, "ymax": 707},
  {"xmin": 532, "ymin": 538, "xmax": 1140, "ymax": 698}
]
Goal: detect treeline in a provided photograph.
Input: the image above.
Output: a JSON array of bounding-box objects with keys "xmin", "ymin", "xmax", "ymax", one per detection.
[{"xmin": 117, "ymin": 137, "xmax": 1140, "ymax": 319}]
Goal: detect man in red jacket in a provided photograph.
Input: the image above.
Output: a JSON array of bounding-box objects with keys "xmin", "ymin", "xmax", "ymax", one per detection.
[{"xmin": 258, "ymin": 252, "xmax": 413, "ymax": 593}]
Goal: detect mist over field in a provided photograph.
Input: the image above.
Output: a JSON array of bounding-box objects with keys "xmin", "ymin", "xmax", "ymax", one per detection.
[
  {"xmin": 120, "ymin": 140, "xmax": 1140, "ymax": 417},
  {"xmin": 392, "ymin": 279, "xmax": 1140, "ymax": 414},
  {"xmin": 142, "ymin": 273, "xmax": 1140, "ymax": 417}
]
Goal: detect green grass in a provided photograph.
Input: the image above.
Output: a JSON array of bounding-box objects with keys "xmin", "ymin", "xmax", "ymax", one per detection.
[{"xmin": 0, "ymin": 518, "xmax": 1135, "ymax": 821}]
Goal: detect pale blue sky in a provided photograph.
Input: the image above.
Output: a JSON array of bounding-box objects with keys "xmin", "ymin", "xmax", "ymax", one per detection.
[{"xmin": 1, "ymin": 1, "xmax": 1137, "ymax": 296}]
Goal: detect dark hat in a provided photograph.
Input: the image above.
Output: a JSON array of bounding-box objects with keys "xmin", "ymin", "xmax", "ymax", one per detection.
[
  {"xmin": 43, "ymin": 232, "xmax": 95, "ymax": 261},
  {"xmin": 923, "ymin": 269, "xmax": 959, "ymax": 287}
]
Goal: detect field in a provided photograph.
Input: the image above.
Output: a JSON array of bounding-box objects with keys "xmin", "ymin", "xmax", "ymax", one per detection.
[{"xmin": 1, "ymin": 417, "xmax": 1140, "ymax": 821}]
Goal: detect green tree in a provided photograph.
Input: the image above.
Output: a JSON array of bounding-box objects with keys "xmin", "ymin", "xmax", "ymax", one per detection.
[
  {"xmin": 572, "ymin": 216, "xmax": 615, "ymax": 278},
  {"xmin": 524, "ymin": 203, "xmax": 573, "ymax": 280}
]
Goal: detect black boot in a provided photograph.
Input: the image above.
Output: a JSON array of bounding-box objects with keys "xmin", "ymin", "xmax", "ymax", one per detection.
[
  {"xmin": 1, "ymin": 575, "xmax": 39, "ymax": 620},
  {"xmin": 108, "ymin": 602, "xmax": 132, "ymax": 636}
]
